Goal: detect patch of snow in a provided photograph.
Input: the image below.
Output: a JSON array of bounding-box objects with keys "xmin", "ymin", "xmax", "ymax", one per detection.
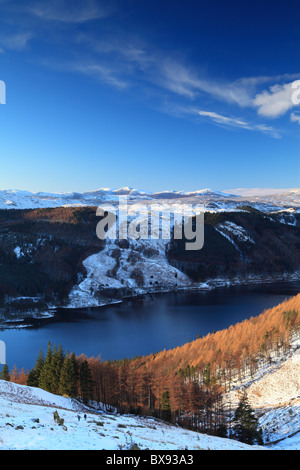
[
  {"xmin": 0, "ymin": 380, "xmax": 265, "ymax": 450},
  {"xmin": 215, "ymin": 221, "xmax": 255, "ymax": 245},
  {"xmin": 13, "ymin": 247, "xmax": 23, "ymax": 259}
]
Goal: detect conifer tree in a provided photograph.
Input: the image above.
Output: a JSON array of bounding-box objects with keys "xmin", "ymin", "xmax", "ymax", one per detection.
[
  {"xmin": 58, "ymin": 353, "xmax": 71, "ymax": 396},
  {"xmin": 0, "ymin": 364, "xmax": 10, "ymax": 381},
  {"xmin": 232, "ymin": 392, "xmax": 263, "ymax": 445},
  {"xmin": 79, "ymin": 359, "xmax": 93, "ymax": 403},
  {"xmin": 51, "ymin": 344, "xmax": 65, "ymax": 394},
  {"xmin": 27, "ymin": 349, "xmax": 45, "ymax": 388},
  {"xmin": 35, "ymin": 349, "xmax": 45, "ymax": 379},
  {"xmin": 203, "ymin": 363, "xmax": 211, "ymax": 387},
  {"xmin": 58, "ymin": 352, "xmax": 79, "ymax": 398},
  {"xmin": 161, "ymin": 390, "xmax": 171, "ymax": 422},
  {"xmin": 27, "ymin": 368, "xmax": 39, "ymax": 387},
  {"xmin": 69, "ymin": 352, "xmax": 79, "ymax": 398},
  {"xmin": 39, "ymin": 342, "xmax": 55, "ymax": 393}
]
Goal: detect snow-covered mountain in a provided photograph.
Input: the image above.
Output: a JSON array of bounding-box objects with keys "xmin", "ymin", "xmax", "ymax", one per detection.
[{"xmin": 0, "ymin": 187, "xmax": 299, "ymax": 212}]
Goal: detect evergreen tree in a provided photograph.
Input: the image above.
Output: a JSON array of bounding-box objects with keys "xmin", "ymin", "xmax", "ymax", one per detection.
[
  {"xmin": 203, "ymin": 363, "xmax": 211, "ymax": 387},
  {"xmin": 58, "ymin": 353, "xmax": 72, "ymax": 396},
  {"xmin": 35, "ymin": 349, "xmax": 45, "ymax": 380},
  {"xmin": 232, "ymin": 392, "xmax": 263, "ymax": 445},
  {"xmin": 69, "ymin": 353, "xmax": 79, "ymax": 398},
  {"xmin": 27, "ymin": 368, "xmax": 39, "ymax": 387},
  {"xmin": 39, "ymin": 342, "xmax": 55, "ymax": 393},
  {"xmin": 28, "ymin": 349, "xmax": 45, "ymax": 388},
  {"xmin": 0, "ymin": 364, "xmax": 10, "ymax": 381},
  {"xmin": 161, "ymin": 390, "xmax": 172, "ymax": 422},
  {"xmin": 51, "ymin": 344, "xmax": 65, "ymax": 394},
  {"xmin": 79, "ymin": 359, "xmax": 93, "ymax": 403},
  {"xmin": 58, "ymin": 352, "xmax": 79, "ymax": 398}
]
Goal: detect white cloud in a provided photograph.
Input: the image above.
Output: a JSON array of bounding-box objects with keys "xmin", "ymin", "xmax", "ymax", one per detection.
[
  {"xmin": 253, "ymin": 82, "xmax": 299, "ymax": 118},
  {"xmin": 291, "ymin": 112, "xmax": 300, "ymax": 124},
  {"xmin": 196, "ymin": 109, "xmax": 280, "ymax": 138},
  {"xmin": 198, "ymin": 110, "xmax": 248, "ymax": 127}
]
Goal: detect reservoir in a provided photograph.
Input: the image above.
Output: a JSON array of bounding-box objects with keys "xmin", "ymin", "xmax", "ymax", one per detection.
[{"xmin": 1, "ymin": 281, "xmax": 299, "ymax": 370}]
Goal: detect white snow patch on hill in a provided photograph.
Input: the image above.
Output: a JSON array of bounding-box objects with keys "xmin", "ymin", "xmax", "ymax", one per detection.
[
  {"xmin": 215, "ymin": 221, "xmax": 255, "ymax": 244},
  {"xmin": 68, "ymin": 237, "xmax": 194, "ymax": 308},
  {"xmin": 214, "ymin": 221, "xmax": 254, "ymax": 253}
]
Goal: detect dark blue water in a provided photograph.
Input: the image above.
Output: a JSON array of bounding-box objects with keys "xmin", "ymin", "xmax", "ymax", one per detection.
[{"xmin": 1, "ymin": 282, "xmax": 299, "ymax": 370}]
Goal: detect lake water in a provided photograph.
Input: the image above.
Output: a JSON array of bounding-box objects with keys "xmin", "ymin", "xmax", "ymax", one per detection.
[{"xmin": 1, "ymin": 281, "xmax": 299, "ymax": 370}]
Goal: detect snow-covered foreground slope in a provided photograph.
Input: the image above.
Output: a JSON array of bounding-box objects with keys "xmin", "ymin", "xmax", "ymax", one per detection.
[
  {"xmin": 228, "ymin": 337, "xmax": 300, "ymax": 450},
  {"xmin": 0, "ymin": 381, "xmax": 265, "ymax": 450}
]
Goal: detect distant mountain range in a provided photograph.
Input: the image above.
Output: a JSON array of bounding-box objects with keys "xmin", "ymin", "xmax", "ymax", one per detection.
[{"xmin": 0, "ymin": 187, "xmax": 299, "ymax": 212}]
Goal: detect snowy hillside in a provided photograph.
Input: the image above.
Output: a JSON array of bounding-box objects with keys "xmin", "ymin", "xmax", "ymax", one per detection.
[
  {"xmin": 228, "ymin": 335, "xmax": 300, "ymax": 450},
  {"xmin": 68, "ymin": 238, "xmax": 194, "ymax": 308},
  {"xmin": 0, "ymin": 187, "xmax": 299, "ymax": 212},
  {"xmin": 0, "ymin": 380, "xmax": 264, "ymax": 450}
]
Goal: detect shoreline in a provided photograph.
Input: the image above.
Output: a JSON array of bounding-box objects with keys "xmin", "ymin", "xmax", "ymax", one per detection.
[{"xmin": 1, "ymin": 273, "xmax": 300, "ymax": 330}]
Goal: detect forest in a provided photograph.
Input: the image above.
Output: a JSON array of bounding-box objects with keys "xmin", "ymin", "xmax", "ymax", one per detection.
[
  {"xmin": 168, "ymin": 210, "xmax": 300, "ymax": 281},
  {"xmin": 0, "ymin": 207, "xmax": 104, "ymax": 303}
]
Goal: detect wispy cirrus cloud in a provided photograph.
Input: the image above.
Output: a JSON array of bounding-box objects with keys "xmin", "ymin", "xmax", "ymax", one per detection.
[
  {"xmin": 1, "ymin": 2, "xmax": 299, "ymax": 138},
  {"xmin": 194, "ymin": 109, "xmax": 280, "ymax": 138},
  {"xmin": 41, "ymin": 35, "xmax": 298, "ymax": 138},
  {"xmin": 71, "ymin": 61, "xmax": 128, "ymax": 89},
  {"xmin": 157, "ymin": 60, "xmax": 253, "ymax": 107},
  {"xmin": 73, "ymin": 35, "xmax": 256, "ymax": 107},
  {"xmin": 0, "ymin": 31, "xmax": 33, "ymax": 51},
  {"xmin": 28, "ymin": 0, "xmax": 114, "ymax": 24}
]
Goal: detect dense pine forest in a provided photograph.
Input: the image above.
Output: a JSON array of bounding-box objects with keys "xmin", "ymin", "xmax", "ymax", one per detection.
[
  {"xmin": 168, "ymin": 210, "xmax": 300, "ymax": 281},
  {"xmin": 0, "ymin": 207, "xmax": 103, "ymax": 302},
  {"xmin": 2, "ymin": 293, "xmax": 299, "ymax": 444}
]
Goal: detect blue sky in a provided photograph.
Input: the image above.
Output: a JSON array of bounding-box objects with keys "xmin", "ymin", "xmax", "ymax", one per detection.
[{"xmin": 0, "ymin": 0, "xmax": 299, "ymax": 193}]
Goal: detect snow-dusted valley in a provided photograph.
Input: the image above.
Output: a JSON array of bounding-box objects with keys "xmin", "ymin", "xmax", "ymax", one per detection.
[
  {"xmin": 0, "ymin": 187, "xmax": 300, "ymax": 450},
  {"xmin": 0, "ymin": 187, "xmax": 299, "ymax": 316}
]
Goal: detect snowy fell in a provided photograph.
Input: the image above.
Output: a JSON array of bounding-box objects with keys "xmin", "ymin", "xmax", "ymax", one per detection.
[
  {"xmin": 0, "ymin": 187, "xmax": 300, "ymax": 213},
  {"xmin": 0, "ymin": 380, "xmax": 264, "ymax": 451}
]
